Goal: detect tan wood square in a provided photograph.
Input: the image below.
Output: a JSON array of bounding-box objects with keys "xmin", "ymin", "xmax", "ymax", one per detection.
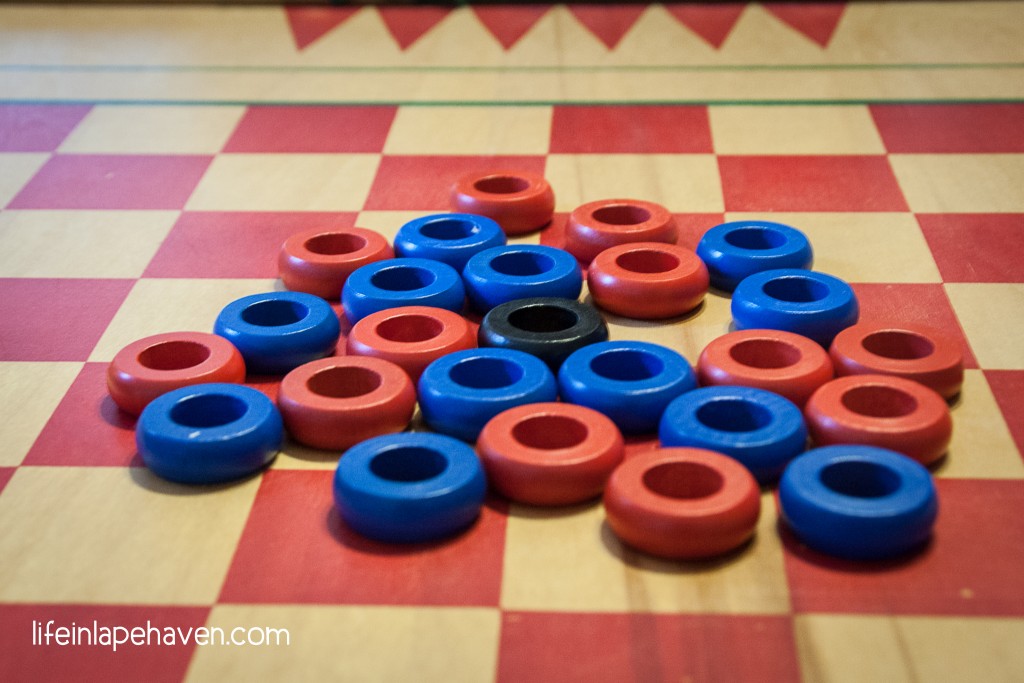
[
  {"xmin": 58, "ymin": 105, "xmax": 245, "ymax": 154},
  {"xmin": 0, "ymin": 362, "xmax": 82, "ymax": 467},
  {"xmin": 945, "ymin": 283, "xmax": 1024, "ymax": 370},
  {"xmin": 710, "ymin": 106, "xmax": 886, "ymax": 155},
  {"xmin": 937, "ymin": 370, "xmax": 1024, "ymax": 480},
  {"xmin": 0, "ymin": 153, "xmax": 49, "ymax": 208},
  {"xmin": 384, "ymin": 106, "xmax": 552, "ymax": 155},
  {"xmin": 890, "ymin": 154, "xmax": 1024, "ymax": 213}
]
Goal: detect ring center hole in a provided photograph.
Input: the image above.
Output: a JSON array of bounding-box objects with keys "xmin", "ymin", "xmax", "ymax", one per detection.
[
  {"xmin": 474, "ymin": 175, "xmax": 530, "ymax": 194},
  {"xmin": 728, "ymin": 338, "xmax": 802, "ymax": 369},
  {"xmin": 695, "ymin": 398, "xmax": 774, "ymax": 433},
  {"xmin": 513, "ymin": 415, "xmax": 589, "ymax": 450},
  {"xmin": 841, "ymin": 385, "xmax": 918, "ymax": 418},
  {"xmin": 861, "ymin": 330, "xmax": 936, "ymax": 360},
  {"xmin": 449, "ymin": 357, "xmax": 525, "ymax": 389},
  {"xmin": 304, "ymin": 232, "xmax": 367, "ymax": 256},
  {"xmin": 820, "ymin": 460, "xmax": 901, "ymax": 498},
  {"xmin": 723, "ymin": 226, "xmax": 788, "ymax": 250},
  {"xmin": 590, "ymin": 349, "xmax": 664, "ymax": 381},
  {"xmin": 375, "ymin": 314, "xmax": 445, "ymax": 343},
  {"xmin": 490, "ymin": 251, "xmax": 556, "ymax": 277},
  {"xmin": 614, "ymin": 250, "xmax": 680, "ymax": 274},
  {"xmin": 138, "ymin": 340, "xmax": 211, "ymax": 371},
  {"xmin": 370, "ymin": 266, "xmax": 437, "ymax": 292},
  {"xmin": 591, "ymin": 205, "xmax": 652, "ymax": 226},
  {"xmin": 506, "ymin": 304, "xmax": 579, "ymax": 334},
  {"xmin": 370, "ymin": 446, "xmax": 448, "ymax": 483},
  {"xmin": 643, "ymin": 461, "xmax": 725, "ymax": 500},
  {"xmin": 241, "ymin": 299, "xmax": 310, "ymax": 327},
  {"xmin": 307, "ymin": 366, "xmax": 382, "ymax": 399},
  {"xmin": 170, "ymin": 394, "xmax": 248, "ymax": 428},
  {"xmin": 762, "ymin": 276, "xmax": 830, "ymax": 303},
  {"xmin": 419, "ymin": 218, "xmax": 479, "ymax": 241}
]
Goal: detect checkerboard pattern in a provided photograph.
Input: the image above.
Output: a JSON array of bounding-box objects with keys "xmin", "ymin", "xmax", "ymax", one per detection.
[{"xmin": 1, "ymin": 101, "xmax": 1023, "ymax": 682}]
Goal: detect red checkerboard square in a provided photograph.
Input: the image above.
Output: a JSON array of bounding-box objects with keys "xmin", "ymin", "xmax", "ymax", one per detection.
[
  {"xmin": 7, "ymin": 155, "xmax": 212, "ymax": 210},
  {"xmin": 219, "ymin": 470, "xmax": 506, "ymax": 606},
  {"xmin": 0, "ymin": 468, "xmax": 14, "ymax": 495},
  {"xmin": 144, "ymin": 212, "xmax": 358, "ymax": 279},
  {"xmin": 985, "ymin": 370, "xmax": 1024, "ymax": 461},
  {"xmin": 784, "ymin": 479, "xmax": 1024, "ymax": 616},
  {"xmin": 718, "ymin": 155, "xmax": 909, "ymax": 212},
  {"xmin": 0, "ymin": 105, "xmax": 91, "ymax": 152},
  {"xmin": 870, "ymin": 104, "xmax": 1024, "ymax": 153},
  {"xmin": 497, "ymin": 611, "xmax": 801, "ymax": 683},
  {"xmin": 916, "ymin": 214, "xmax": 1024, "ymax": 283},
  {"xmin": 0, "ymin": 279, "xmax": 134, "ymax": 362},
  {"xmin": 222, "ymin": 105, "xmax": 397, "ymax": 153},
  {"xmin": 364, "ymin": 155, "xmax": 547, "ymax": 211},
  {"xmin": 550, "ymin": 105, "xmax": 713, "ymax": 153}
]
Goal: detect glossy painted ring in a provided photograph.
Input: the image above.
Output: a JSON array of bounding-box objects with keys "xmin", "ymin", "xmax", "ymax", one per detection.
[
  {"xmin": 558, "ymin": 340, "xmax": 698, "ymax": 434},
  {"xmin": 333, "ymin": 432, "xmax": 487, "ymax": 543},
  {"xmin": 278, "ymin": 226, "xmax": 394, "ymax": 300},
  {"xmin": 462, "ymin": 244, "xmax": 583, "ymax": 313},
  {"xmin": 659, "ymin": 386, "xmax": 807, "ymax": 484},
  {"xmin": 603, "ymin": 448, "xmax": 761, "ymax": 559},
  {"xmin": 565, "ymin": 198, "xmax": 678, "ymax": 264},
  {"xmin": 417, "ymin": 347, "xmax": 558, "ymax": 442},
  {"xmin": 478, "ymin": 296, "xmax": 608, "ymax": 370},
  {"xmin": 136, "ymin": 383, "xmax": 283, "ymax": 484},
  {"xmin": 394, "ymin": 213, "xmax": 506, "ymax": 272},
  {"xmin": 804, "ymin": 374, "xmax": 953, "ymax": 466},
  {"xmin": 696, "ymin": 220, "xmax": 813, "ymax": 292},
  {"xmin": 697, "ymin": 329, "xmax": 834, "ymax": 408},
  {"xmin": 477, "ymin": 402, "xmax": 625, "ymax": 506},
  {"xmin": 587, "ymin": 241, "xmax": 709, "ymax": 319},
  {"xmin": 829, "ymin": 322, "xmax": 964, "ymax": 400},
  {"xmin": 449, "ymin": 170, "xmax": 555, "ymax": 236},
  {"xmin": 778, "ymin": 445, "xmax": 938, "ymax": 560},
  {"xmin": 342, "ymin": 257, "xmax": 466, "ymax": 324},
  {"xmin": 278, "ymin": 356, "xmax": 416, "ymax": 451},
  {"xmin": 346, "ymin": 305, "xmax": 476, "ymax": 383},
  {"xmin": 107, "ymin": 331, "xmax": 246, "ymax": 416},
  {"xmin": 214, "ymin": 291, "xmax": 340, "ymax": 375},
  {"xmin": 731, "ymin": 269, "xmax": 859, "ymax": 347}
]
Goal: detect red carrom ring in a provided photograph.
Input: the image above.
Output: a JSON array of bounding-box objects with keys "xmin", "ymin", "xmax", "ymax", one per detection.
[
  {"xmin": 587, "ymin": 242, "xmax": 709, "ymax": 319},
  {"xmin": 449, "ymin": 170, "xmax": 555, "ymax": 236},
  {"xmin": 565, "ymin": 198, "xmax": 678, "ymax": 264},
  {"xmin": 698, "ymin": 329, "xmax": 835, "ymax": 408},
  {"xmin": 107, "ymin": 331, "xmax": 246, "ymax": 416},
  {"xmin": 279, "ymin": 227, "xmax": 394, "ymax": 300},
  {"xmin": 804, "ymin": 374, "xmax": 953, "ymax": 466},
  {"xmin": 829, "ymin": 322, "xmax": 965, "ymax": 400},
  {"xmin": 603, "ymin": 448, "xmax": 761, "ymax": 560},
  {"xmin": 277, "ymin": 356, "xmax": 416, "ymax": 451},
  {"xmin": 477, "ymin": 402, "xmax": 625, "ymax": 506}
]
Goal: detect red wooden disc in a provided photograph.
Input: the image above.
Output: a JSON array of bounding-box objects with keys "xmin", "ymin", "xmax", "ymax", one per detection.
[
  {"xmin": 698, "ymin": 329, "xmax": 835, "ymax": 408},
  {"xmin": 603, "ymin": 448, "xmax": 761, "ymax": 560},
  {"xmin": 277, "ymin": 356, "xmax": 416, "ymax": 451},
  {"xmin": 587, "ymin": 242, "xmax": 709, "ymax": 319},
  {"xmin": 279, "ymin": 227, "xmax": 393, "ymax": 300},
  {"xmin": 804, "ymin": 374, "xmax": 953, "ymax": 466},
  {"xmin": 830, "ymin": 322, "xmax": 964, "ymax": 400},
  {"xmin": 565, "ymin": 198, "xmax": 678, "ymax": 264},
  {"xmin": 477, "ymin": 402, "xmax": 625, "ymax": 506},
  {"xmin": 345, "ymin": 305, "xmax": 477, "ymax": 383},
  {"xmin": 449, "ymin": 170, "xmax": 555, "ymax": 235}
]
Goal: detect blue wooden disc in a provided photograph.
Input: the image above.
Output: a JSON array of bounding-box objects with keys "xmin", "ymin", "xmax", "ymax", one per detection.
[
  {"xmin": 696, "ymin": 220, "xmax": 813, "ymax": 292},
  {"xmin": 462, "ymin": 244, "xmax": 583, "ymax": 312},
  {"xmin": 342, "ymin": 257, "xmax": 466, "ymax": 324},
  {"xmin": 394, "ymin": 212, "xmax": 506, "ymax": 272}
]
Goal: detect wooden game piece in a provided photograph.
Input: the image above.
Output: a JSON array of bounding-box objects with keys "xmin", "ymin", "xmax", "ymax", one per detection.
[
  {"xmin": 136, "ymin": 383, "xmax": 283, "ymax": 484},
  {"xmin": 393, "ymin": 212, "xmax": 506, "ymax": 272},
  {"xmin": 345, "ymin": 305, "xmax": 476, "ymax": 383},
  {"xmin": 565, "ymin": 198, "xmax": 678, "ymax": 264},
  {"xmin": 333, "ymin": 432, "xmax": 487, "ymax": 543},
  {"xmin": 478, "ymin": 296, "xmax": 608, "ymax": 370},
  {"xmin": 213, "ymin": 291, "xmax": 341, "ymax": 375},
  {"xmin": 697, "ymin": 329, "xmax": 834, "ymax": 408},
  {"xmin": 107, "ymin": 331, "xmax": 246, "ymax": 416},
  {"xmin": 732, "ymin": 269, "xmax": 859, "ymax": 347},
  {"xmin": 462, "ymin": 244, "xmax": 583, "ymax": 313},
  {"xmin": 477, "ymin": 402, "xmax": 624, "ymax": 506},
  {"xmin": 658, "ymin": 385, "xmax": 807, "ymax": 484},
  {"xmin": 449, "ymin": 170, "xmax": 555, "ymax": 236},
  {"xmin": 278, "ymin": 227, "xmax": 393, "ymax": 301},
  {"xmin": 829, "ymin": 322, "xmax": 965, "ymax": 400},
  {"xmin": 558, "ymin": 340, "xmax": 697, "ymax": 434},
  {"xmin": 277, "ymin": 356, "xmax": 416, "ymax": 451},
  {"xmin": 804, "ymin": 374, "xmax": 953, "ymax": 466},
  {"xmin": 603, "ymin": 448, "xmax": 761, "ymax": 560},
  {"xmin": 341, "ymin": 257, "xmax": 466, "ymax": 324},
  {"xmin": 587, "ymin": 241, "xmax": 709, "ymax": 319},
  {"xmin": 418, "ymin": 347, "xmax": 558, "ymax": 442},
  {"xmin": 696, "ymin": 220, "xmax": 813, "ymax": 292},
  {"xmin": 778, "ymin": 445, "xmax": 939, "ymax": 561}
]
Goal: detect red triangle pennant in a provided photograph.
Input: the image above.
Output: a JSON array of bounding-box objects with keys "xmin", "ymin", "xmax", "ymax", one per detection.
[
  {"xmin": 762, "ymin": 2, "xmax": 847, "ymax": 48},
  {"xmin": 285, "ymin": 6, "xmax": 360, "ymax": 51},
  {"xmin": 378, "ymin": 6, "xmax": 454, "ymax": 50},
  {"xmin": 663, "ymin": 3, "xmax": 746, "ymax": 49},
  {"xmin": 473, "ymin": 5, "xmax": 552, "ymax": 50},
  {"xmin": 567, "ymin": 4, "xmax": 647, "ymax": 50}
]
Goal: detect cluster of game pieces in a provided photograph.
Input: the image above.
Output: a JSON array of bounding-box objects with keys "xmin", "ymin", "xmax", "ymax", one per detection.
[{"xmin": 107, "ymin": 170, "xmax": 963, "ymax": 562}]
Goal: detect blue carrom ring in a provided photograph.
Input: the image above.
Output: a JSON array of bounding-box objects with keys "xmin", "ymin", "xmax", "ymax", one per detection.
[
  {"xmin": 659, "ymin": 385, "xmax": 807, "ymax": 483},
  {"xmin": 418, "ymin": 347, "xmax": 558, "ymax": 442},
  {"xmin": 558, "ymin": 340, "xmax": 697, "ymax": 434},
  {"xmin": 394, "ymin": 213, "xmax": 506, "ymax": 272},
  {"xmin": 732, "ymin": 269, "xmax": 859, "ymax": 347},
  {"xmin": 342, "ymin": 257, "xmax": 466, "ymax": 324},
  {"xmin": 214, "ymin": 291, "xmax": 340, "ymax": 375},
  {"xmin": 136, "ymin": 383, "xmax": 283, "ymax": 484},
  {"xmin": 696, "ymin": 220, "xmax": 813, "ymax": 292},
  {"xmin": 462, "ymin": 244, "xmax": 583, "ymax": 312},
  {"xmin": 333, "ymin": 432, "xmax": 487, "ymax": 544},
  {"xmin": 778, "ymin": 445, "xmax": 938, "ymax": 561}
]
